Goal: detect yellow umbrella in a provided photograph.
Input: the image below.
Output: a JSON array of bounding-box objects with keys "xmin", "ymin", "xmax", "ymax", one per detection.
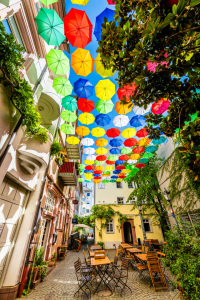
[
  {"xmin": 130, "ymin": 154, "xmax": 140, "ymax": 160},
  {"xmin": 116, "ymin": 178, "xmax": 123, "ymax": 182},
  {"xmin": 138, "ymin": 137, "xmax": 151, "ymax": 146},
  {"xmin": 94, "ymin": 179, "xmax": 101, "ymax": 183},
  {"xmin": 121, "ymin": 128, "xmax": 136, "ymax": 138},
  {"xmin": 96, "ymin": 148, "xmax": 107, "ymax": 155},
  {"xmin": 122, "ymin": 169, "xmax": 131, "ymax": 173},
  {"xmin": 66, "ymin": 136, "xmax": 80, "ymax": 145},
  {"xmin": 95, "ymin": 79, "xmax": 115, "ymax": 100},
  {"xmin": 71, "ymin": 0, "xmax": 89, "ymax": 5},
  {"xmin": 95, "ymin": 53, "xmax": 114, "ymax": 78},
  {"xmin": 85, "ymin": 174, "xmax": 93, "ymax": 179},
  {"xmin": 102, "ymin": 173, "xmax": 109, "ymax": 177},
  {"xmin": 95, "ymin": 138, "xmax": 108, "ymax": 147},
  {"xmin": 115, "ymin": 101, "xmax": 133, "ymax": 114},
  {"xmin": 79, "ymin": 113, "xmax": 95, "ymax": 125},
  {"xmin": 105, "ymin": 166, "xmax": 114, "ymax": 171},
  {"xmin": 76, "ymin": 126, "xmax": 90, "ymax": 136},
  {"xmin": 84, "ymin": 160, "xmax": 94, "ymax": 165},
  {"xmin": 71, "ymin": 48, "xmax": 94, "ymax": 77},
  {"xmin": 91, "ymin": 127, "xmax": 105, "ymax": 137},
  {"xmin": 95, "ymin": 166, "xmax": 104, "ymax": 171}
]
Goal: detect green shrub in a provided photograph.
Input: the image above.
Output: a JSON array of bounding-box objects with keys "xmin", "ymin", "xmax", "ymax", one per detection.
[{"xmin": 50, "ymin": 141, "xmax": 62, "ymax": 156}]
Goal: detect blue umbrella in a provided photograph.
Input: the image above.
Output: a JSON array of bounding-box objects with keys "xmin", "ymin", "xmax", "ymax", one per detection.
[
  {"xmin": 111, "ymin": 175, "xmax": 118, "ymax": 179},
  {"xmin": 145, "ymin": 145, "xmax": 157, "ymax": 153},
  {"xmin": 94, "ymin": 174, "xmax": 101, "ymax": 177},
  {"xmin": 113, "ymin": 170, "xmax": 121, "ymax": 174},
  {"xmin": 74, "ymin": 78, "xmax": 94, "ymax": 98},
  {"xmin": 84, "ymin": 170, "xmax": 93, "ymax": 173},
  {"xmin": 94, "ymin": 8, "xmax": 115, "ymax": 41},
  {"xmin": 110, "ymin": 148, "xmax": 121, "ymax": 154},
  {"xmin": 152, "ymin": 136, "xmax": 166, "ymax": 145},
  {"xmin": 130, "ymin": 115, "xmax": 146, "ymax": 127},
  {"xmin": 95, "ymin": 114, "xmax": 111, "ymax": 126},
  {"xmin": 116, "ymin": 160, "xmax": 125, "ymax": 164},
  {"xmin": 109, "ymin": 138, "xmax": 123, "ymax": 147},
  {"xmin": 139, "ymin": 158, "xmax": 149, "ymax": 164}
]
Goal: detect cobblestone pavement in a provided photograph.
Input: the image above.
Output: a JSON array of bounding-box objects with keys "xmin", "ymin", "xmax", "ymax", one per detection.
[{"xmin": 22, "ymin": 246, "xmax": 182, "ymax": 300}]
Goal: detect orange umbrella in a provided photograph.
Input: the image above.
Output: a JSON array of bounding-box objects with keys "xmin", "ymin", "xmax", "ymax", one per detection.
[
  {"xmin": 94, "ymin": 179, "xmax": 101, "ymax": 183},
  {"xmin": 138, "ymin": 137, "xmax": 151, "ymax": 146},
  {"xmin": 71, "ymin": 48, "xmax": 94, "ymax": 77},
  {"xmin": 115, "ymin": 101, "xmax": 133, "ymax": 114},
  {"xmin": 95, "ymin": 138, "xmax": 108, "ymax": 147},
  {"xmin": 95, "ymin": 166, "xmax": 104, "ymax": 171},
  {"xmin": 130, "ymin": 154, "xmax": 140, "ymax": 160}
]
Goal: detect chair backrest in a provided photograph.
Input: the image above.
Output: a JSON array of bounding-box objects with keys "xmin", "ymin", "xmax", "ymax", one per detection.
[
  {"xmin": 94, "ymin": 250, "xmax": 105, "ymax": 254},
  {"xmin": 74, "ymin": 259, "xmax": 81, "ymax": 273},
  {"xmin": 121, "ymin": 258, "xmax": 129, "ymax": 270},
  {"xmin": 113, "ymin": 255, "xmax": 118, "ymax": 266}
]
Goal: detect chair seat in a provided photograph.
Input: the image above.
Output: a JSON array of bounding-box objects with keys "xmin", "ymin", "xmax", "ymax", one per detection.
[
  {"xmin": 80, "ymin": 276, "xmax": 92, "ymax": 281},
  {"xmin": 137, "ymin": 265, "xmax": 148, "ymax": 271},
  {"xmin": 82, "ymin": 268, "xmax": 93, "ymax": 273}
]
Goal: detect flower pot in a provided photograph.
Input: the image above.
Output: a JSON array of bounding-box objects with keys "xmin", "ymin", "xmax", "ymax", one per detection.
[
  {"xmin": 48, "ymin": 261, "xmax": 56, "ymax": 267},
  {"xmin": 32, "ymin": 267, "xmax": 39, "ymax": 282}
]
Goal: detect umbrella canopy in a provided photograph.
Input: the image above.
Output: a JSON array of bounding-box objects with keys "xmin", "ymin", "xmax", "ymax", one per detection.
[
  {"xmin": 116, "ymin": 178, "xmax": 123, "ymax": 182},
  {"xmin": 108, "ymin": 155, "xmax": 118, "ymax": 161},
  {"xmin": 103, "ymin": 171, "xmax": 110, "ymax": 175},
  {"xmin": 107, "ymin": 0, "xmax": 116, "ymax": 4},
  {"xmin": 77, "ymin": 98, "xmax": 95, "ymax": 112},
  {"xmin": 116, "ymin": 165, "xmax": 125, "ymax": 170},
  {"xmin": 94, "ymin": 179, "xmax": 101, "ymax": 183},
  {"xmin": 130, "ymin": 115, "xmax": 146, "ymax": 127},
  {"xmin": 81, "ymin": 137, "xmax": 94, "ymax": 146},
  {"xmin": 116, "ymin": 159, "xmax": 125, "ymax": 164},
  {"xmin": 130, "ymin": 154, "xmax": 140, "ymax": 160},
  {"xmin": 110, "ymin": 148, "xmax": 121, "ymax": 154},
  {"xmin": 94, "ymin": 8, "xmax": 115, "ymax": 41},
  {"xmin": 95, "ymin": 79, "xmax": 115, "ymax": 100},
  {"xmin": 96, "ymin": 148, "xmax": 107, "ymax": 155},
  {"xmin": 95, "ymin": 114, "xmax": 111, "ymax": 126},
  {"xmin": 61, "ymin": 96, "xmax": 77, "ymax": 111},
  {"xmin": 95, "ymin": 53, "xmax": 115, "ymax": 78},
  {"xmin": 96, "ymin": 155, "xmax": 107, "ymax": 161},
  {"xmin": 85, "ymin": 173, "xmax": 93, "ymax": 179},
  {"xmin": 74, "ymin": 78, "xmax": 94, "ymax": 98},
  {"xmin": 35, "ymin": 8, "xmax": 65, "ymax": 47},
  {"xmin": 115, "ymin": 101, "xmax": 133, "ymax": 114},
  {"xmin": 76, "ymin": 126, "xmax": 90, "ymax": 136},
  {"xmin": 64, "ymin": 8, "xmax": 92, "ymax": 48},
  {"xmin": 113, "ymin": 115, "xmax": 129, "ymax": 128},
  {"xmin": 151, "ymin": 99, "xmax": 170, "ymax": 114},
  {"xmin": 124, "ymin": 138, "xmax": 137, "ymax": 147},
  {"xmin": 96, "ymin": 99, "xmax": 114, "ymax": 114},
  {"xmin": 133, "ymin": 104, "xmax": 151, "ymax": 115},
  {"xmin": 109, "ymin": 138, "xmax": 123, "ymax": 147},
  {"xmin": 94, "ymin": 170, "xmax": 102, "ymax": 174},
  {"xmin": 85, "ymin": 165, "xmax": 94, "ymax": 170},
  {"xmin": 152, "ymin": 136, "xmax": 166, "ymax": 145},
  {"xmin": 117, "ymin": 83, "xmax": 136, "ymax": 101},
  {"xmin": 102, "ymin": 179, "xmax": 109, "ymax": 183},
  {"xmin": 84, "ymin": 147, "xmax": 95, "ymax": 155},
  {"xmin": 121, "ymin": 128, "xmax": 136, "ymax": 138},
  {"xmin": 40, "ymin": 0, "xmax": 58, "ymax": 5},
  {"xmin": 136, "ymin": 128, "xmax": 149, "ymax": 138},
  {"xmin": 95, "ymin": 138, "xmax": 108, "ymax": 147},
  {"xmin": 145, "ymin": 145, "xmax": 157, "ymax": 152},
  {"xmin": 119, "ymin": 155, "xmax": 129, "ymax": 161},
  {"xmin": 91, "ymin": 127, "xmax": 105, "ymax": 137},
  {"xmin": 61, "ymin": 110, "xmax": 77, "ymax": 123},
  {"xmin": 95, "ymin": 160, "xmax": 104, "ymax": 165},
  {"xmin": 84, "ymin": 169, "xmax": 92, "ymax": 173},
  {"xmin": 110, "ymin": 180, "xmax": 116, "ymax": 183},
  {"xmin": 95, "ymin": 166, "xmax": 104, "ymax": 171},
  {"xmin": 53, "ymin": 77, "xmax": 73, "ymax": 97},
  {"xmin": 132, "ymin": 147, "xmax": 145, "ymax": 154},
  {"xmin": 79, "ymin": 164, "xmax": 85, "ymax": 169},
  {"xmin": 85, "ymin": 180, "xmax": 91, "ymax": 182},
  {"xmin": 106, "ymin": 160, "xmax": 115, "ymax": 165},
  {"xmin": 86, "ymin": 155, "xmax": 96, "ymax": 161},
  {"xmin": 111, "ymin": 175, "xmax": 118, "ymax": 179},
  {"xmin": 143, "ymin": 152, "xmax": 154, "ymax": 159},
  {"xmin": 84, "ymin": 160, "xmax": 94, "ymax": 165},
  {"xmin": 60, "ymin": 124, "xmax": 75, "ymax": 134},
  {"xmin": 136, "ymin": 163, "xmax": 145, "ymax": 168},
  {"xmin": 71, "ymin": 48, "xmax": 94, "ymax": 77},
  {"xmin": 139, "ymin": 158, "xmax": 149, "ymax": 164},
  {"xmin": 78, "ymin": 178, "xmax": 84, "ymax": 182},
  {"xmin": 105, "ymin": 166, "xmax": 115, "ymax": 171},
  {"xmin": 46, "ymin": 49, "xmax": 70, "ymax": 75},
  {"xmin": 79, "ymin": 113, "xmax": 95, "ymax": 125},
  {"xmin": 66, "ymin": 136, "xmax": 80, "ymax": 144},
  {"xmin": 113, "ymin": 169, "xmax": 121, "ymax": 174},
  {"xmin": 106, "ymin": 128, "xmax": 121, "ymax": 138},
  {"xmin": 121, "ymin": 147, "xmax": 132, "ymax": 154},
  {"xmin": 138, "ymin": 137, "xmax": 151, "ymax": 146},
  {"xmin": 127, "ymin": 159, "xmax": 137, "ymax": 164},
  {"xmin": 71, "ymin": 0, "xmax": 89, "ymax": 5}
]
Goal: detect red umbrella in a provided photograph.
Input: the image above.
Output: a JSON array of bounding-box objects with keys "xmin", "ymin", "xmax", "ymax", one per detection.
[
  {"xmin": 119, "ymin": 175, "xmax": 126, "ymax": 178},
  {"xmin": 136, "ymin": 128, "xmax": 149, "ymax": 138},
  {"xmin": 94, "ymin": 170, "xmax": 102, "ymax": 174},
  {"xmin": 151, "ymin": 99, "xmax": 170, "ymax": 114},
  {"xmin": 77, "ymin": 98, "xmax": 95, "ymax": 112},
  {"xmin": 64, "ymin": 8, "xmax": 92, "ymax": 48},
  {"xmin": 107, "ymin": 0, "xmax": 116, "ymax": 4},
  {"xmin": 124, "ymin": 138, "xmax": 137, "ymax": 147},
  {"xmin": 85, "ymin": 165, "xmax": 94, "ymax": 170},
  {"xmin": 116, "ymin": 165, "xmax": 125, "ymax": 170},
  {"xmin": 96, "ymin": 155, "xmax": 107, "ymax": 161},
  {"xmin": 132, "ymin": 147, "xmax": 145, "ymax": 154},
  {"xmin": 117, "ymin": 83, "xmax": 137, "ymax": 101},
  {"xmin": 94, "ymin": 176, "xmax": 101, "ymax": 180},
  {"xmin": 136, "ymin": 163, "xmax": 145, "ymax": 168},
  {"xmin": 106, "ymin": 160, "xmax": 115, "ymax": 165},
  {"xmin": 106, "ymin": 128, "xmax": 121, "ymax": 138},
  {"xmin": 119, "ymin": 155, "xmax": 129, "ymax": 161}
]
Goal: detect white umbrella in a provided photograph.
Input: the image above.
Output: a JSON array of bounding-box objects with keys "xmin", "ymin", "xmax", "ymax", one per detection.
[
  {"xmin": 86, "ymin": 155, "xmax": 96, "ymax": 161},
  {"xmin": 74, "ymin": 224, "xmax": 90, "ymax": 229},
  {"xmin": 81, "ymin": 138, "xmax": 94, "ymax": 146},
  {"xmin": 84, "ymin": 147, "xmax": 96, "ymax": 155},
  {"xmin": 127, "ymin": 159, "xmax": 137, "ymax": 164},
  {"xmin": 113, "ymin": 115, "xmax": 129, "ymax": 128},
  {"xmin": 133, "ymin": 104, "xmax": 151, "ymax": 115}
]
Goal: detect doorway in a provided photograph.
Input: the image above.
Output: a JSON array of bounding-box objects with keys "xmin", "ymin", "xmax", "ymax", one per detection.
[{"xmin": 123, "ymin": 222, "xmax": 133, "ymax": 243}]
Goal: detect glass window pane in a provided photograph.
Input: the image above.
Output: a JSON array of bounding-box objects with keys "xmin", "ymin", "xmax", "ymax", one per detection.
[
  {"xmin": 9, "ymin": 16, "xmax": 25, "ymax": 51},
  {"xmin": 2, "ymin": 20, "xmax": 12, "ymax": 34}
]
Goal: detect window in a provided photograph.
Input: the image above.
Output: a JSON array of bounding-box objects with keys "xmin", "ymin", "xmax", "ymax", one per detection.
[
  {"xmin": 128, "ymin": 182, "xmax": 133, "ymax": 188},
  {"xmin": 98, "ymin": 183, "xmax": 105, "ymax": 189},
  {"xmin": 2, "ymin": 17, "xmax": 25, "ymax": 51},
  {"xmin": 87, "ymin": 193, "xmax": 90, "ymax": 196},
  {"xmin": 116, "ymin": 182, "xmax": 123, "ymax": 189},
  {"xmin": 44, "ymin": 191, "xmax": 55, "ymax": 213},
  {"xmin": 86, "ymin": 209, "xmax": 90, "ymax": 213},
  {"xmin": 143, "ymin": 218, "xmax": 152, "ymax": 232},
  {"xmin": 117, "ymin": 197, "xmax": 124, "ymax": 205},
  {"xmin": 106, "ymin": 219, "xmax": 114, "ymax": 233},
  {"xmin": 129, "ymin": 198, "xmax": 136, "ymax": 204}
]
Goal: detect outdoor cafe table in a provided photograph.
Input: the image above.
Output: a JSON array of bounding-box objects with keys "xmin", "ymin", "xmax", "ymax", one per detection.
[
  {"xmin": 90, "ymin": 245, "xmax": 102, "ymax": 251},
  {"xmin": 127, "ymin": 248, "xmax": 143, "ymax": 254},
  {"xmin": 90, "ymin": 251, "xmax": 95, "ymax": 257},
  {"xmin": 135, "ymin": 254, "xmax": 147, "ymax": 262},
  {"xmin": 91, "ymin": 257, "xmax": 112, "ymax": 296},
  {"xmin": 120, "ymin": 244, "xmax": 133, "ymax": 249}
]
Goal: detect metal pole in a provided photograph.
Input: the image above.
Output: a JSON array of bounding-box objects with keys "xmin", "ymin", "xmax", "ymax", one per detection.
[{"xmin": 138, "ymin": 209, "xmax": 147, "ymax": 241}]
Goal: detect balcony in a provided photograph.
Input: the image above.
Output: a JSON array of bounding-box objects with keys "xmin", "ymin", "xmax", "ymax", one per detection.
[
  {"xmin": 66, "ymin": 134, "xmax": 82, "ymax": 160},
  {"xmin": 58, "ymin": 162, "xmax": 77, "ymax": 186}
]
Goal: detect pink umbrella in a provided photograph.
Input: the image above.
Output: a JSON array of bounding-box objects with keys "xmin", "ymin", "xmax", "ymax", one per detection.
[
  {"xmin": 151, "ymin": 99, "xmax": 170, "ymax": 114},
  {"xmin": 107, "ymin": 0, "xmax": 116, "ymax": 4},
  {"xmin": 147, "ymin": 53, "xmax": 168, "ymax": 73}
]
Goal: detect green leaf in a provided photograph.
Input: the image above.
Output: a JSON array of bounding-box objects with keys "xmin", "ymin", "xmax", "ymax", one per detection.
[{"xmin": 190, "ymin": 0, "xmax": 200, "ymax": 6}]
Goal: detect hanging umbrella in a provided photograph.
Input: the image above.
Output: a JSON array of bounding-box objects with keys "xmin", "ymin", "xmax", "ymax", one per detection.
[
  {"xmin": 130, "ymin": 154, "xmax": 140, "ymax": 160},
  {"xmin": 121, "ymin": 147, "xmax": 132, "ymax": 154},
  {"xmin": 121, "ymin": 128, "xmax": 136, "ymax": 138},
  {"xmin": 96, "ymin": 155, "xmax": 107, "ymax": 161},
  {"xmin": 79, "ymin": 113, "xmax": 95, "ymax": 125},
  {"xmin": 143, "ymin": 152, "xmax": 154, "ymax": 159},
  {"xmin": 94, "ymin": 8, "xmax": 115, "ymax": 41},
  {"xmin": 95, "ymin": 53, "xmax": 115, "ymax": 78},
  {"xmin": 151, "ymin": 99, "xmax": 170, "ymax": 114},
  {"xmin": 60, "ymin": 124, "xmax": 75, "ymax": 134},
  {"xmin": 110, "ymin": 148, "xmax": 121, "ymax": 154},
  {"xmin": 119, "ymin": 174, "xmax": 126, "ymax": 179},
  {"xmin": 130, "ymin": 115, "xmax": 146, "ymax": 127},
  {"xmin": 116, "ymin": 160, "xmax": 125, "ymax": 164},
  {"xmin": 125, "ymin": 165, "xmax": 133, "ymax": 170},
  {"xmin": 66, "ymin": 136, "xmax": 80, "ymax": 144},
  {"xmin": 94, "ymin": 179, "xmax": 101, "ymax": 183},
  {"xmin": 133, "ymin": 104, "xmax": 151, "ymax": 115},
  {"xmin": 111, "ymin": 175, "xmax": 118, "ymax": 179},
  {"xmin": 113, "ymin": 115, "xmax": 129, "ymax": 128},
  {"xmin": 136, "ymin": 128, "xmax": 149, "ymax": 138},
  {"xmin": 131, "ymin": 168, "xmax": 139, "ymax": 174},
  {"xmin": 136, "ymin": 163, "xmax": 145, "ymax": 168},
  {"xmin": 40, "ymin": 0, "xmax": 58, "ymax": 5},
  {"xmin": 116, "ymin": 178, "xmax": 123, "ymax": 182},
  {"xmin": 95, "ymin": 114, "xmax": 111, "ymax": 127},
  {"xmin": 103, "ymin": 171, "xmax": 110, "ymax": 175},
  {"xmin": 152, "ymin": 136, "xmax": 166, "ymax": 145},
  {"xmin": 91, "ymin": 127, "xmax": 105, "ymax": 137},
  {"xmin": 106, "ymin": 128, "xmax": 121, "ymax": 138},
  {"xmin": 105, "ymin": 166, "xmax": 114, "ymax": 171},
  {"xmin": 96, "ymin": 148, "xmax": 107, "ymax": 155},
  {"xmin": 71, "ymin": 0, "xmax": 89, "ymax": 5},
  {"xmin": 53, "ymin": 77, "xmax": 73, "ymax": 97},
  {"xmin": 76, "ymin": 126, "xmax": 90, "ymax": 136},
  {"xmin": 46, "ymin": 49, "xmax": 70, "ymax": 75},
  {"xmin": 102, "ymin": 179, "xmax": 109, "ymax": 183},
  {"xmin": 94, "ymin": 170, "xmax": 102, "ymax": 174},
  {"xmin": 85, "ymin": 180, "xmax": 92, "ymax": 183},
  {"xmin": 116, "ymin": 165, "xmax": 125, "ymax": 170},
  {"xmin": 109, "ymin": 138, "xmax": 123, "ymax": 147},
  {"xmin": 61, "ymin": 96, "xmax": 77, "ymax": 111},
  {"xmin": 95, "ymin": 166, "xmax": 104, "ymax": 171},
  {"xmin": 84, "ymin": 147, "xmax": 95, "ymax": 155},
  {"xmin": 95, "ymin": 160, "xmax": 104, "ymax": 165},
  {"xmin": 145, "ymin": 145, "xmax": 157, "ymax": 153},
  {"xmin": 115, "ymin": 101, "xmax": 133, "ymax": 114},
  {"xmin": 71, "ymin": 48, "xmax": 94, "ymax": 77},
  {"xmin": 110, "ymin": 179, "xmax": 116, "ymax": 183},
  {"xmin": 61, "ymin": 110, "xmax": 77, "ymax": 123},
  {"xmin": 86, "ymin": 155, "xmax": 96, "ymax": 161},
  {"xmin": 113, "ymin": 169, "xmax": 121, "ymax": 174},
  {"xmin": 96, "ymin": 100, "xmax": 114, "ymax": 114},
  {"xmin": 106, "ymin": 160, "xmax": 115, "ymax": 165},
  {"xmin": 108, "ymin": 155, "xmax": 118, "ymax": 161},
  {"xmin": 117, "ymin": 83, "xmax": 137, "ymax": 101},
  {"xmin": 74, "ymin": 78, "xmax": 94, "ymax": 98},
  {"xmin": 79, "ymin": 164, "xmax": 85, "ymax": 169},
  {"xmin": 124, "ymin": 138, "xmax": 137, "ymax": 147},
  {"xmin": 138, "ymin": 137, "xmax": 151, "ymax": 146},
  {"xmin": 119, "ymin": 155, "xmax": 129, "ymax": 161},
  {"xmin": 85, "ymin": 173, "xmax": 93, "ymax": 179},
  {"xmin": 95, "ymin": 138, "xmax": 108, "ymax": 147},
  {"xmin": 77, "ymin": 98, "xmax": 95, "ymax": 113},
  {"xmin": 139, "ymin": 158, "xmax": 149, "ymax": 164},
  {"xmin": 127, "ymin": 159, "xmax": 137, "ymax": 164},
  {"xmin": 85, "ymin": 165, "xmax": 94, "ymax": 170},
  {"xmin": 107, "ymin": 0, "xmax": 116, "ymax": 4},
  {"xmin": 78, "ymin": 178, "xmax": 84, "ymax": 182},
  {"xmin": 84, "ymin": 160, "xmax": 94, "ymax": 165},
  {"xmin": 35, "ymin": 8, "xmax": 65, "ymax": 47},
  {"xmin": 95, "ymin": 79, "xmax": 115, "ymax": 100},
  {"xmin": 84, "ymin": 169, "xmax": 92, "ymax": 173},
  {"xmin": 81, "ymin": 137, "xmax": 94, "ymax": 146},
  {"xmin": 64, "ymin": 8, "xmax": 92, "ymax": 48},
  {"xmin": 132, "ymin": 147, "xmax": 145, "ymax": 154}
]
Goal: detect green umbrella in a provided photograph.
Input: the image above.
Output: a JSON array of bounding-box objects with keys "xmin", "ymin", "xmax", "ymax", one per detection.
[
  {"xmin": 143, "ymin": 152, "xmax": 154, "ymax": 159},
  {"xmin": 78, "ymin": 178, "xmax": 84, "ymax": 182},
  {"xmin": 108, "ymin": 155, "xmax": 118, "ymax": 161},
  {"xmin": 80, "ymin": 172, "xmax": 83, "ymax": 175},
  {"xmin": 35, "ymin": 8, "xmax": 65, "ymax": 47},
  {"xmin": 121, "ymin": 147, "xmax": 132, "ymax": 155},
  {"xmin": 60, "ymin": 124, "xmax": 75, "ymax": 134},
  {"xmin": 103, "ymin": 171, "xmax": 110, "ymax": 175},
  {"xmin": 102, "ymin": 179, "xmax": 109, "ymax": 183},
  {"xmin": 95, "ymin": 160, "xmax": 104, "ymax": 165},
  {"xmin": 96, "ymin": 99, "xmax": 114, "ymax": 114},
  {"xmin": 85, "ymin": 180, "xmax": 91, "ymax": 183},
  {"xmin": 130, "ymin": 168, "xmax": 139, "ymax": 175},
  {"xmin": 139, "ymin": 158, "xmax": 149, "ymax": 164},
  {"xmin": 125, "ymin": 165, "xmax": 133, "ymax": 170},
  {"xmin": 61, "ymin": 110, "xmax": 77, "ymax": 123},
  {"xmin": 79, "ymin": 164, "xmax": 85, "ymax": 170},
  {"xmin": 53, "ymin": 77, "xmax": 73, "ymax": 97},
  {"xmin": 40, "ymin": 0, "xmax": 58, "ymax": 5},
  {"xmin": 61, "ymin": 96, "xmax": 77, "ymax": 111},
  {"xmin": 46, "ymin": 49, "xmax": 70, "ymax": 75},
  {"xmin": 110, "ymin": 180, "xmax": 116, "ymax": 183}
]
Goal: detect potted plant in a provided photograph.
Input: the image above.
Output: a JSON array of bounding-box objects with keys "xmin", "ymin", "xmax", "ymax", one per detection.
[
  {"xmin": 34, "ymin": 247, "xmax": 47, "ymax": 282},
  {"xmin": 48, "ymin": 251, "xmax": 57, "ymax": 267},
  {"xmin": 97, "ymin": 241, "xmax": 104, "ymax": 249}
]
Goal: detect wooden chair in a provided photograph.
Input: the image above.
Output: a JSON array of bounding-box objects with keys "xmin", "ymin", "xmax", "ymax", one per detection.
[
  {"xmin": 111, "ymin": 258, "xmax": 132, "ymax": 296},
  {"xmin": 144, "ymin": 246, "xmax": 149, "ymax": 253},
  {"xmin": 74, "ymin": 259, "xmax": 92, "ymax": 298},
  {"xmin": 83, "ymin": 250, "xmax": 91, "ymax": 266}
]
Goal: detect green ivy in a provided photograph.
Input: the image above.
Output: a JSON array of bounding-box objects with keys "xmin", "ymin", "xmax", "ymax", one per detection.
[{"xmin": 50, "ymin": 141, "xmax": 62, "ymax": 156}]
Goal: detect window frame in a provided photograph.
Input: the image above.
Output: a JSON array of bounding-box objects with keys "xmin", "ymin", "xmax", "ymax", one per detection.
[
  {"xmin": 128, "ymin": 182, "xmax": 133, "ymax": 188},
  {"xmin": 98, "ymin": 183, "xmax": 105, "ymax": 189},
  {"xmin": 116, "ymin": 182, "xmax": 123, "ymax": 189},
  {"xmin": 44, "ymin": 190, "xmax": 56, "ymax": 214},
  {"xmin": 7, "ymin": 16, "xmax": 26, "ymax": 54},
  {"xmin": 143, "ymin": 218, "xmax": 153, "ymax": 233},
  {"xmin": 106, "ymin": 218, "xmax": 115, "ymax": 234},
  {"xmin": 117, "ymin": 197, "xmax": 124, "ymax": 205}
]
